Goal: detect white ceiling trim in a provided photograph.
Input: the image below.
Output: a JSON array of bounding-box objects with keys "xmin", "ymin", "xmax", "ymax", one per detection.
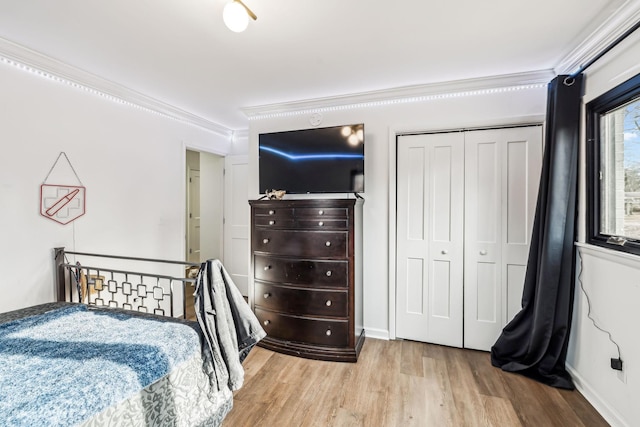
[
  {"xmin": 0, "ymin": 36, "xmax": 233, "ymax": 138},
  {"xmin": 241, "ymin": 70, "xmax": 555, "ymax": 121},
  {"xmin": 555, "ymin": 0, "xmax": 640, "ymax": 75}
]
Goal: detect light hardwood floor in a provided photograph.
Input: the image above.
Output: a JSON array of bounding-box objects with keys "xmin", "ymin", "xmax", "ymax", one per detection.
[{"xmin": 223, "ymin": 338, "xmax": 609, "ymax": 427}]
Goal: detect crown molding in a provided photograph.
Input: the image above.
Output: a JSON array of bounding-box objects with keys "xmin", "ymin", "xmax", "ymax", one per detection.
[
  {"xmin": 554, "ymin": 0, "xmax": 640, "ymax": 75},
  {"xmin": 241, "ymin": 70, "xmax": 554, "ymax": 121},
  {"xmin": 0, "ymin": 36, "xmax": 233, "ymax": 138},
  {"xmin": 232, "ymin": 128, "xmax": 250, "ymax": 141}
]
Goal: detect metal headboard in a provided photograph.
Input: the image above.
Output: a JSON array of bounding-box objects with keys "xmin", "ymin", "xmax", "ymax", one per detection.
[{"xmin": 54, "ymin": 247, "xmax": 200, "ymax": 319}]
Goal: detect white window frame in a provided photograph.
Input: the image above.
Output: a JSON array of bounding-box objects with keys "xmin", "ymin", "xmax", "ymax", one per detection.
[{"xmin": 586, "ymin": 72, "xmax": 640, "ymax": 256}]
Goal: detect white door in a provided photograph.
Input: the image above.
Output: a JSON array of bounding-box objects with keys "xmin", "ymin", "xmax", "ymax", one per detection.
[
  {"xmin": 199, "ymin": 152, "xmax": 225, "ymax": 262},
  {"xmin": 464, "ymin": 126, "xmax": 542, "ymax": 350},
  {"xmin": 223, "ymin": 155, "xmax": 250, "ymax": 296},
  {"xmin": 187, "ymin": 168, "xmax": 201, "ymax": 264},
  {"xmin": 396, "ymin": 133, "xmax": 465, "ymax": 347}
]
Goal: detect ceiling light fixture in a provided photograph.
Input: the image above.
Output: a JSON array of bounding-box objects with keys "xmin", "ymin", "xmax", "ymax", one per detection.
[{"xmin": 223, "ymin": 0, "xmax": 257, "ymax": 33}]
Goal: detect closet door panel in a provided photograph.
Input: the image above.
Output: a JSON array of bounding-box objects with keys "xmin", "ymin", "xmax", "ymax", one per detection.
[
  {"xmin": 464, "ymin": 133, "xmax": 502, "ymax": 350},
  {"xmin": 406, "ymin": 258, "xmax": 425, "ymax": 314},
  {"xmin": 506, "ymin": 141, "xmax": 528, "ymax": 243},
  {"xmin": 476, "ymin": 262, "xmax": 498, "ymax": 322},
  {"xmin": 397, "ymin": 139, "xmax": 430, "ymax": 343},
  {"xmin": 432, "ymin": 146, "xmax": 453, "ymax": 242},
  {"xmin": 502, "ymin": 127, "xmax": 543, "ymax": 325},
  {"xmin": 431, "ymin": 260, "xmax": 451, "ymax": 318},
  {"xmin": 396, "ymin": 133, "xmax": 464, "ymax": 347},
  {"xmin": 464, "ymin": 126, "xmax": 542, "ymax": 351},
  {"xmin": 403, "ymin": 145, "xmax": 428, "ymax": 320},
  {"xmin": 406, "ymin": 147, "xmax": 427, "ymax": 241},
  {"xmin": 428, "ymin": 142, "xmax": 464, "ymax": 346},
  {"xmin": 507, "ymin": 264, "xmax": 526, "ymax": 321},
  {"xmin": 475, "ymin": 141, "xmax": 500, "ymax": 244}
]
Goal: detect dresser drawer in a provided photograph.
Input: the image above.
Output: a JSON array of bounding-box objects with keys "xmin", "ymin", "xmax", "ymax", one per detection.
[
  {"xmin": 296, "ymin": 219, "xmax": 348, "ymax": 229},
  {"xmin": 254, "ymin": 281, "xmax": 348, "ymax": 317},
  {"xmin": 295, "ymin": 207, "xmax": 348, "ymax": 218},
  {"xmin": 254, "ymin": 217, "xmax": 296, "ymax": 228},
  {"xmin": 256, "ymin": 217, "xmax": 346, "ymax": 229},
  {"xmin": 253, "ymin": 229, "xmax": 348, "ymax": 258},
  {"xmin": 253, "ymin": 206, "xmax": 294, "ymax": 217},
  {"xmin": 254, "ymin": 307, "xmax": 349, "ymax": 347},
  {"xmin": 254, "ymin": 255, "xmax": 348, "ymax": 287}
]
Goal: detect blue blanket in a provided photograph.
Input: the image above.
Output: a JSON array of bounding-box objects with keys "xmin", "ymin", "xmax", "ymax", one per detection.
[{"xmin": 0, "ymin": 305, "xmax": 201, "ymax": 426}]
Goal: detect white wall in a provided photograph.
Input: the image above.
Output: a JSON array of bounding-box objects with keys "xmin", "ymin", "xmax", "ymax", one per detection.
[
  {"xmin": 0, "ymin": 61, "xmax": 230, "ymax": 313},
  {"xmin": 247, "ymin": 82, "xmax": 548, "ymax": 339},
  {"xmin": 568, "ymin": 30, "xmax": 640, "ymax": 427}
]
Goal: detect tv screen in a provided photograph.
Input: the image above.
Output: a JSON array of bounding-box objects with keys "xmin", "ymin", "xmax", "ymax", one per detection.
[{"xmin": 259, "ymin": 124, "xmax": 364, "ymax": 194}]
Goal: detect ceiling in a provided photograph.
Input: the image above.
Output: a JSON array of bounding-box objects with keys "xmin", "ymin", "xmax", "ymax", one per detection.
[{"xmin": 0, "ymin": 0, "xmax": 633, "ymax": 131}]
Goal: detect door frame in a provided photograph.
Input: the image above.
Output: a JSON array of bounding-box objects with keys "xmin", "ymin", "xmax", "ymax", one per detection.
[
  {"xmin": 181, "ymin": 141, "xmax": 226, "ymax": 263},
  {"xmin": 387, "ymin": 115, "xmax": 544, "ymax": 340}
]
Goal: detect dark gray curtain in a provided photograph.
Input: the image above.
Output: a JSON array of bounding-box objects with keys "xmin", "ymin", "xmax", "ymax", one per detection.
[{"xmin": 490, "ymin": 74, "xmax": 583, "ymax": 390}]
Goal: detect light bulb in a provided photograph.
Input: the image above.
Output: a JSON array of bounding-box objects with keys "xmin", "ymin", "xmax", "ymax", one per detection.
[
  {"xmin": 356, "ymin": 128, "xmax": 364, "ymax": 142},
  {"xmin": 348, "ymin": 133, "xmax": 359, "ymax": 146},
  {"xmin": 223, "ymin": 1, "xmax": 249, "ymax": 33},
  {"xmin": 341, "ymin": 126, "xmax": 352, "ymax": 137}
]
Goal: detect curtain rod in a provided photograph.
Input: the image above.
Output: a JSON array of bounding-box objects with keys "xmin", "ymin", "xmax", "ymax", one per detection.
[{"xmin": 569, "ymin": 19, "xmax": 640, "ymax": 78}]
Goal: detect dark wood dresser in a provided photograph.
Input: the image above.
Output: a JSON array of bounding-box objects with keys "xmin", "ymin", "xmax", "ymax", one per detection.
[{"xmin": 249, "ymin": 198, "xmax": 364, "ymax": 362}]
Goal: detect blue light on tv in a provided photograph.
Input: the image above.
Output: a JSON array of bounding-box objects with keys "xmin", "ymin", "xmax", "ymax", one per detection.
[{"xmin": 260, "ymin": 145, "xmax": 364, "ymax": 161}]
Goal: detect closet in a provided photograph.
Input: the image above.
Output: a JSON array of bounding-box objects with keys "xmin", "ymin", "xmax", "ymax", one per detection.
[{"xmin": 395, "ymin": 125, "xmax": 542, "ymax": 351}]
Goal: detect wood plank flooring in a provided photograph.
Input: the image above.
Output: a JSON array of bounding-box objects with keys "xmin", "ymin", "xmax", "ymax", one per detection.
[{"xmin": 223, "ymin": 338, "xmax": 609, "ymax": 427}]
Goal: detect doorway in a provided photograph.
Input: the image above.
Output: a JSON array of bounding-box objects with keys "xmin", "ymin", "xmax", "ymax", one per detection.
[{"xmin": 185, "ymin": 149, "xmax": 225, "ymax": 318}]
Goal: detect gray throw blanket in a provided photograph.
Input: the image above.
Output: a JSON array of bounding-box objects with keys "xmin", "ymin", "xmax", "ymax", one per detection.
[{"xmin": 195, "ymin": 259, "xmax": 266, "ymax": 391}]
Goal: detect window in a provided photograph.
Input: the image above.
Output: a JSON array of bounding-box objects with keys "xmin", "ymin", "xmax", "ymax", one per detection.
[{"xmin": 587, "ymin": 72, "xmax": 640, "ymax": 255}]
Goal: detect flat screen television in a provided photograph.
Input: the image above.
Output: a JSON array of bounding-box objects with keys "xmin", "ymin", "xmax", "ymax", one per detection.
[{"xmin": 259, "ymin": 124, "xmax": 364, "ymax": 194}]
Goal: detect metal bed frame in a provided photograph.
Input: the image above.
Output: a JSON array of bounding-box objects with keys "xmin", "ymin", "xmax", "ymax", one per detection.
[{"xmin": 54, "ymin": 247, "xmax": 200, "ymax": 319}]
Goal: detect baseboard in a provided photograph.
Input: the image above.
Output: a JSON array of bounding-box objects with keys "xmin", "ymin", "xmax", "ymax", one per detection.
[
  {"xmin": 566, "ymin": 363, "xmax": 629, "ymax": 427},
  {"xmin": 363, "ymin": 327, "xmax": 389, "ymax": 341}
]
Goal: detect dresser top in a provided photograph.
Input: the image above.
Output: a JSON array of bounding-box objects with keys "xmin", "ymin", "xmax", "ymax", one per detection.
[{"xmin": 249, "ymin": 198, "xmax": 363, "ymax": 208}]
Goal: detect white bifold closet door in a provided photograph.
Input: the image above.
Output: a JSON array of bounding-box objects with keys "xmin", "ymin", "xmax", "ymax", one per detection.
[
  {"xmin": 396, "ymin": 132, "xmax": 465, "ymax": 347},
  {"xmin": 463, "ymin": 126, "xmax": 542, "ymax": 350},
  {"xmin": 396, "ymin": 126, "xmax": 542, "ymax": 351}
]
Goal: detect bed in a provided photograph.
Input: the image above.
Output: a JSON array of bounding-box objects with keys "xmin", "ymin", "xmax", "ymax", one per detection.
[{"xmin": 0, "ymin": 248, "xmax": 265, "ymax": 427}]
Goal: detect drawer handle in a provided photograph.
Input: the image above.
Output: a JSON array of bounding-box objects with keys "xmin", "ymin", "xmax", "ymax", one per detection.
[
  {"xmin": 263, "ymin": 320, "xmax": 270, "ymax": 326},
  {"xmin": 318, "ymin": 210, "xmax": 324, "ymax": 215},
  {"xmin": 268, "ymin": 210, "xmax": 275, "ymax": 215},
  {"xmin": 441, "ymin": 250, "xmax": 448, "ymax": 255},
  {"xmin": 326, "ymin": 270, "xmax": 332, "ymax": 277},
  {"xmin": 325, "ymin": 300, "xmax": 332, "ymax": 307},
  {"xmin": 325, "ymin": 241, "xmax": 331, "ymax": 247},
  {"xmin": 263, "ymin": 265, "xmax": 271, "ymax": 271},
  {"xmin": 263, "ymin": 238, "xmax": 270, "ymax": 244},
  {"xmin": 325, "ymin": 329, "xmax": 332, "ymax": 336},
  {"xmin": 318, "ymin": 221, "xmax": 324, "ymax": 226},
  {"xmin": 269, "ymin": 220, "xmax": 275, "ymax": 225},
  {"xmin": 263, "ymin": 293, "xmax": 271, "ymax": 299},
  {"xmin": 480, "ymin": 250, "xmax": 487, "ymax": 256}
]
